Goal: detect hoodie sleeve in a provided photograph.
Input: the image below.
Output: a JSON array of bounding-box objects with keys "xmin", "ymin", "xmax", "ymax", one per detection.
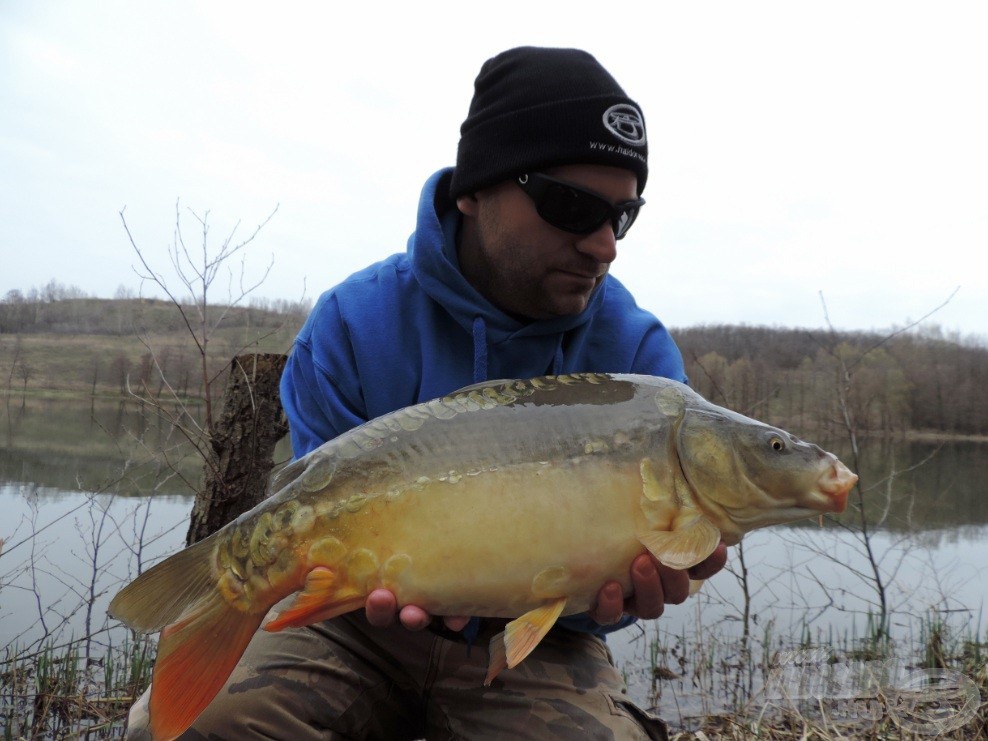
[{"xmin": 280, "ymin": 291, "xmax": 368, "ymax": 458}]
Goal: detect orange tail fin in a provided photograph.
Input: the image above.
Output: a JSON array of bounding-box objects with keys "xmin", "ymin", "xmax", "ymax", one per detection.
[
  {"xmin": 148, "ymin": 592, "xmax": 265, "ymax": 740},
  {"xmin": 108, "ymin": 530, "xmax": 271, "ymax": 739}
]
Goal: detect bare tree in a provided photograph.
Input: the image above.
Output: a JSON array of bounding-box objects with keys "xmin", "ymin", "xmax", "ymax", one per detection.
[
  {"xmin": 185, "ymin": 353, "xmax": 289, "ymax": 544},
  {"xmin": 120, "ymin": 201, "xmax": 278, "ymax": 435},
  {"xmin": 118, "ymin": 201, "xmax": 293, "ymax": 544},
  {"xmin": 5, "ymin": 336, "xmax": 23, "ymax": 395},
  {"xmin": 15, "ymin": 360, "xmax": 35, "ymax": 397},
  {"xmin": 811, "ymin": 290, "xmax": 959, "ymax": 642}
]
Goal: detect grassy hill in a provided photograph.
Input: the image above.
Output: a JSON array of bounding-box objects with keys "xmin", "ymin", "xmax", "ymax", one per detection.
[{"xmin": 0, "ymin": 297, "xmax": 306, "ymax": 399}]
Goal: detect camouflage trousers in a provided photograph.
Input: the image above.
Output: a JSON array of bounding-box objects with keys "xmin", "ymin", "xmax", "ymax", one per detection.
[{"xmin": 127, "ymin": 609, "xmax": 668, "ymax": 740}]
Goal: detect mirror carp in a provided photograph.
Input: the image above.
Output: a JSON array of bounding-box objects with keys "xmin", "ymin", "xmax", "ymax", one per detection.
[{"xmin": 109, "ymin": 373, "xmax": 857, "ymax": 739}]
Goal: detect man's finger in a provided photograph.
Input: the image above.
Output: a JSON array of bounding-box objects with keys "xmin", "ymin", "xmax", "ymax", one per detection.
[
  {"xmin": 365, "ymin": 589, "xmax": 398, "ymax": 628},
  {"xmin": 625, "ymin": 555, "xmax": 667, "ymax": 619},
  {"xmin": 443, "ymin": 615, "xmax": 471, "ymax": 631},
  {"xmin": 656, "ymin": 561, "xmax": 689, "ymax": 607},
  {"xmin": 688, "ymin": 541, "xmax": 729, "ymax": 581},
  {"xmin": 398, "ymin": 604, "xmax": 432, "ymax": 631},
  {"xmin": 590, "ymin": 581, "xmax": 626, "ymax": 625}
]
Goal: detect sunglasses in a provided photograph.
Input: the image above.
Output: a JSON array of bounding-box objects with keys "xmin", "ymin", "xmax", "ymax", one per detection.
[{"xmin": 516, "ymin": 173, "xmax": 644, "ymax": 240}]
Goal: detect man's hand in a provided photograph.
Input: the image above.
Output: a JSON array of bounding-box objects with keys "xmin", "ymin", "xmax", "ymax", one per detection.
[
  {"xmin": 364, "ymin": 589, "xmax": 470, "ymax": 631},
  {"xmin": 588, "ymin": 542, "xmax": 729, "ymax": 625}
]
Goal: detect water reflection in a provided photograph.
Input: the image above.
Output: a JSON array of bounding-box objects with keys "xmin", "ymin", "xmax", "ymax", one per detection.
[
  {"xmin": 699, "ymin": 436, "xmax": 988, "ymax": 535},
  {"xmin": 3, "ymin": 398, "xmax": 986, "ymax": 531},
  {"xmin": 0, "ymin": 485, "xmax": 190, "ymax": 652},
  {"xmin": 2, "ymin": 397, "xmax": 208, "ymax": 497}
]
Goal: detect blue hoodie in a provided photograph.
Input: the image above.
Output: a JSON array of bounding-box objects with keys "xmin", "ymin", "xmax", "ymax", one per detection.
[{"xmin": 280, "ymin": 167, "xmax": 686, "ymax": 636}]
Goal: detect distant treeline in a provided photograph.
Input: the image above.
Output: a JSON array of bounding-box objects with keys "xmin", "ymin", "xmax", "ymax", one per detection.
[
  {"xmin": 1, "ymin": 287, "xmax": 986, "ymax": 437},
  {"xmin": 675, "ymin": 324, "xmax": 988, "ymax": 437}
]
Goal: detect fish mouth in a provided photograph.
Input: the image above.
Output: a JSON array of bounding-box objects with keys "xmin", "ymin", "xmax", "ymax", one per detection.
[{"xmin": 813, "ymin": 458, "xmax": 857, "ymax": 513}]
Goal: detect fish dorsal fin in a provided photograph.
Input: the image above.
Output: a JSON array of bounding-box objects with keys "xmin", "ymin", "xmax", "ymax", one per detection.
[
  {"xmin": 450, "ymin": 379, "xmax": 515, "ymax": 395},
  {"xmin": 268, "ymin": 456, "xmax": 308, "ymax": 496},
  {"xmin": 638, "ymin": 515, "xmax": 721, "ymax": 570},
  {"xmin": 485, "ymin": 597, "xmax": 567, "ymax": 684}
]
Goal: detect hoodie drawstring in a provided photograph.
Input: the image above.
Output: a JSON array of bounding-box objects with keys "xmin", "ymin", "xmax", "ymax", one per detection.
[
  {"xmin": 472, "ymin": 318, "xmax": 567, "ymax": 381},
  {"xmin": 471, "ymin": 316, "xmax": 488, "ymax": 384},
  {"xmin": 551, "ymin": 340, "xmax": 564, "ymax": 376}
]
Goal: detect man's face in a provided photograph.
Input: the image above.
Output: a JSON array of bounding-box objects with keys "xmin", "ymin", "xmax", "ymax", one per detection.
[{"xmin": 457, "ymin": 164, "xmax": 639, "ymax": 321}]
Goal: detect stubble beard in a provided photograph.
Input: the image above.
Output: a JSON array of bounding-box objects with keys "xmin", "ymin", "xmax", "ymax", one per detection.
[
  {"xmin": 472, "ymin": 212, "xmax": 551, "ymax": 321},
  {"xmin": 472, "ymin": 206, "xmax": 603, "ymax": 321}
]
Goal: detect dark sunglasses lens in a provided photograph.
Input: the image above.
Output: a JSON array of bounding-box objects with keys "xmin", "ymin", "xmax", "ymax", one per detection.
[
  {"xmin": 538, "ymin": 184, "xmax": 610, "ymax": 234},
  {"xmin": 613, "ymin": 205, "xmax": 640, "ymax": 239}
]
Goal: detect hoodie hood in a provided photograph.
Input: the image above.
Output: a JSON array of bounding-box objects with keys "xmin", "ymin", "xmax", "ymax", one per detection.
[{"xmin": 409, "ymin": 168, "xmax": 609, "ymax": 350}]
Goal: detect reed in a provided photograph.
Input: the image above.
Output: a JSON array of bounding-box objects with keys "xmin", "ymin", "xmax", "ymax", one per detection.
[
  {"xmin": 0, "ymin": 634, "xmax": 155, "ymax": 739},
  {"xmin": 635, "ymin": 605, "xmax": 988, "ymax": 738}
]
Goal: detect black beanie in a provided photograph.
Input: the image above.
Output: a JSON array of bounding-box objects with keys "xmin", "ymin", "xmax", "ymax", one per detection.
[{"xmin": 450, "ymin": 46, "xmax": 648, "ymax": 200}]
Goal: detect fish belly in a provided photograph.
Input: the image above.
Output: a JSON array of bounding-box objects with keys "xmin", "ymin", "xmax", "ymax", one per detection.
[{"xmin": 323, "ymin": 457, "xmax": 647, "ymax": 618}]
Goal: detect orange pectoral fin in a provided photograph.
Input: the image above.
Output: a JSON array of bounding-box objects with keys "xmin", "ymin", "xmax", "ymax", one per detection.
[
  {"xmin": 263, "ymin": 566, "xmax": 365, "ymax": 632},
  {"xmin": 148, "ymin": 593, "xmax": 265, "ymax": 740}
]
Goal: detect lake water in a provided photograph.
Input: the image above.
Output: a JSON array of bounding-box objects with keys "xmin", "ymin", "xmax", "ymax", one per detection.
[{"xmin": 1, "ymin": 397, "xmax": 986, "ymax": 727}]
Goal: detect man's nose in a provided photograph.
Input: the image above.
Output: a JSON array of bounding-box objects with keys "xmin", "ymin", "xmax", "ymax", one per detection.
[{"xmin": 575, "ymin": 222, "xmax": 618, "ymax": 264}]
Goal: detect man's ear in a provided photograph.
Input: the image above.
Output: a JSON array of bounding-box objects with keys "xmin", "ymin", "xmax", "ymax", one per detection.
[{"xmin": 456, "ymin": 194, "xmax": 479, "ymax": 217}]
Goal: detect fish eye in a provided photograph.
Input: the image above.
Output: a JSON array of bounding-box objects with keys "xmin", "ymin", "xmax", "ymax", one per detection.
[{"xmin": 769, "ymin": 436, "xmax": 785, "ymax": 452}]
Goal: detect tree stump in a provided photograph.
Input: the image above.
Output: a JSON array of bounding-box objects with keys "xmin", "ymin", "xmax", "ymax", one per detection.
[{"xmin": 186, "ymin": 353, "xmax": 289, "ymax": 545}]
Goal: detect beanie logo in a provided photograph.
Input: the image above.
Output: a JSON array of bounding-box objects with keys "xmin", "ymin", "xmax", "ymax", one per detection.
[{"xmin": 603, "ymin": 104, "xmax": 646, "ymax": 147}]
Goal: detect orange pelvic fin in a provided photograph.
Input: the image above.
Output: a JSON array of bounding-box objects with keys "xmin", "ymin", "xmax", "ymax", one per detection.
[
  {"xmin": 263, "ymin": 566, "xmax": 364, "ymax": 631},
  {"xmin": 148, "ymin": 591, "xmax": 265, "ymax": 740},
  {"xmin": 487, "ymin": 596, "xmax": 567, "ymax": 685},
  {"xmin": 484, "ymin": 631, "xmax": 509, "ymax": 686}
]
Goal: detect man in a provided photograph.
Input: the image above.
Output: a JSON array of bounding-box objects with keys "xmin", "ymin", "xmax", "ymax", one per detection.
[{"xmin": 134, "ymin": 46, "xmax": 726, "ymax": 740}]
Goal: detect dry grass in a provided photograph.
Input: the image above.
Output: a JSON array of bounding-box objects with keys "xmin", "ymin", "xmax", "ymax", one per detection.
[{"xmin": 2, "ymin": 327, "xmax": 297, "ymax": 400}]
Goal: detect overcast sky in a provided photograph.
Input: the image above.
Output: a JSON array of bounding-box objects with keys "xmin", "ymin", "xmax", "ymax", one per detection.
[{"xmin": 2, "ymin": 1, "xmax": 986, "ymax": 341}]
